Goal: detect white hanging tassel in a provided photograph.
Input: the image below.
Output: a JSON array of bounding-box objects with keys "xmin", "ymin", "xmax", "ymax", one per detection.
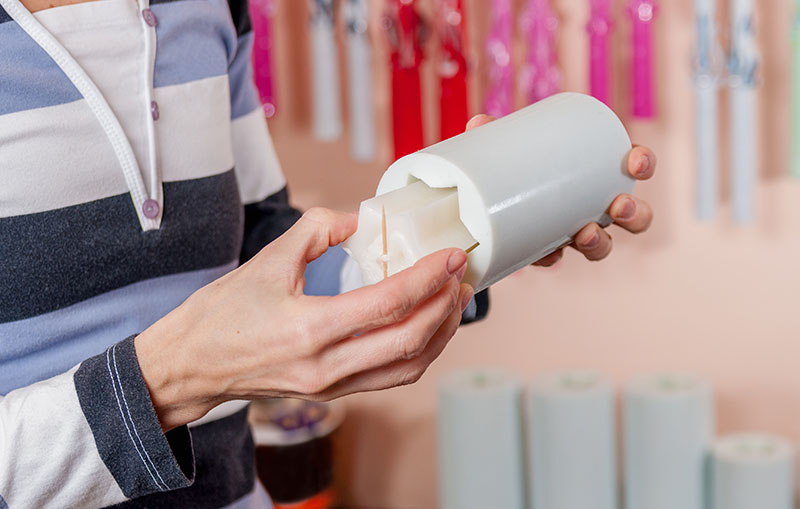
[
  {"xmin": 344, "ymin": 0, "xmax": 376, "ymax": 160},
  {"xmin": 309, "ymin": 0, "xmax": 343, "ymax": 141}
]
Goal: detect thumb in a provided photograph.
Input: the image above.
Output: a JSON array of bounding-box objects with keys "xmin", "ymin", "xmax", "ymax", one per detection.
[{"xmin": 273, "ymin": 207, "xmax": 357, "ymax": 269}]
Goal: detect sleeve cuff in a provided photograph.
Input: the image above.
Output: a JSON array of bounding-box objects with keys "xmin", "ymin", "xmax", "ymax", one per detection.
[
  {"xmin": 460, "ymin": 288, "xmax": 490, "ymax": 325},
  {"xmin": 73, "ymin": 335, "xmax": 195, "ymax": 499}
]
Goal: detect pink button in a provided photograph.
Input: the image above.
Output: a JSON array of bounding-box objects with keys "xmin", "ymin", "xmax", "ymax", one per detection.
[
  {"xmin": 142, "ymin": 199, "xmax": 160, "ymax": 219},
  {"xmin": 142, "ymin": 8, "xmax": 157, "ymax": 27},
  {"xmin": 151, "ymin": 101, "xmax": 160, "ymax": 121}
]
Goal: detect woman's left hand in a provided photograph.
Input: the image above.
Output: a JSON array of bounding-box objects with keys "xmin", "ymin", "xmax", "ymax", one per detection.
[{"xmin": 465, "ymin": 114, "xmax": 656, "ymax": 266}]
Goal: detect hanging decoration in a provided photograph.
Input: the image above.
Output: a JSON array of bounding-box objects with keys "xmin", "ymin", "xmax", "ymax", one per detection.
[
  {"xmin": 384, "ymin": 0, "xmax": 427, "ymax": 159},
  {"xmin": 249, "ymin": 0, "xmax": 277, "ymax": 117},
  {"xmin": 728, "ymin": 0, "xmax": 759, "ymax": 224},
  {"xmin": 485, "ymin": 0, "xmax": 514, "ymax": 118},
  {"xmin": 345, "ymin": 0, "xmax": 377, "ymax": 161},
  {"xmin": 437, "ymin": 0, "xmax": 469, "ymax": 141},
  {"xmin": 520, "ymin": 0, "xmax": 561, "ymax": 104},
  {"xmin": 693, "ymin": 0, "xmax": 721, "ymax": 221},
  {"xmin": 626, "ymin": 0, "xmax": 658, "ymax": 119},
  {"xmin": 309, "ymin": 0, "xmax": 343, "ymax": 141},
  {"xmin": 792, "ymin": 0, "xmax": 800, "ymax": 178},
  {"xmin": 587, "ymin": 0, "xmax": 613, "ymax": 106}
]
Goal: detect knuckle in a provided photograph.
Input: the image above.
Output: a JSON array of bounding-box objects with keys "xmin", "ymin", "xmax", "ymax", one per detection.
[
  {"xmin": 375, "ymin": 294, "xmax": 408, "ymax": 324},
  {"xmin": 296, "ymin": 362, "xmax": 331, "ymax": 394},
  {"xmin": 399, "ymin": 365, "xmax": 427, "ymax": 387},
  {"xmin": 396, "ymin": 329, "xmax": 426, "ymax": 360},
  {"xmin": 295, "ymin": 321, "xmax": 321, "ymax": 356},
  {"xmin": 302, "ymin": 207, "xmax": 327, "ymax": 222}
]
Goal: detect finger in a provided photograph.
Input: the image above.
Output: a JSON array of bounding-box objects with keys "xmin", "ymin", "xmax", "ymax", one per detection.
[
  {"xmin": 627, "ymin": 145, "xmax": 657, "ymax": 181},
  {"xmin": 608, "ymin": 194, "xmax": 653, "ymax": 234},
  {"xmin": 317, "ymin": 278, "xmax": 466, "ymax": 384},
  {"xmin": 270, "ymin": 207, "xmax": 358, "ymax": 266},
  {"xmin": 572, "ymin": 223, "xmax": 613, "ymax": 261},
  {"xmin": 307, "ymin": 248, "xmax": 468, "ymax": 342},
  {"xmin": 465, "ymin": 114, "xmax": 496, "ymax": 131},
  {"xmin": 310, "ymin": 284, "xmax": 470, "ymax": 400},
  {"xmin": 533, "ymin": 249, "xmax": 563, "ymax": 267}
]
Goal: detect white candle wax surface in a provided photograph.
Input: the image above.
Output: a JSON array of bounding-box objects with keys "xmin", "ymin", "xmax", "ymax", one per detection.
[
  {"xmin": 344, "ymin": 93, "xmax": 634, "ymax": 292},
  {"xmin": 712, "ymin": 433, "xmax": 795, "ymax": 509},
  {"xmin": 342, "ymin": 181, "xmax": 477, "ymax": 285}
]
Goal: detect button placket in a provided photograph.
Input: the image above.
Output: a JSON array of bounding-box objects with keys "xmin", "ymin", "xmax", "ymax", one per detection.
[{"xmin": 139, "ymin": 0, "xmax": 163, "ymax": 223}]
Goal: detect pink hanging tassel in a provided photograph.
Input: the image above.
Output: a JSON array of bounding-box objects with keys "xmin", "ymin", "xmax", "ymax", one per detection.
[
  {"xmin": 626, "ymin": 0, "xmax": 658, "ymax": 119},
  {"xmin": 520, "ymin": 0, "xmax": 561, "ymax": 104},
  {"xmin": 249, "ymin": 0, "xmax": 277, "ymax": 117},
  {"xmin": 587, "ymin": 0, "xmax": 613, "ymax": 106},
  {"xmin": 485, "ymin": 0, "xmax": 514, "ymax": 117}
]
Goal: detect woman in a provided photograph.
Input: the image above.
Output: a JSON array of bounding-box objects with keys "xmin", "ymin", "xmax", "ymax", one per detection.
[{"xmin": 0, "ymin": 0, "xmax": 656, "ymax": 507}]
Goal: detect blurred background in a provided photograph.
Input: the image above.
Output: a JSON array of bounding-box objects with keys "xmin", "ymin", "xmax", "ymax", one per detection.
[{"xmin": 250, "ymin": 0, "xmax": 800, "ymax": 507}]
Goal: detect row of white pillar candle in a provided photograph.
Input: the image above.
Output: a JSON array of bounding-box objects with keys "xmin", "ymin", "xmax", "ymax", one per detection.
[{"xmin": 438, "ymin": 370, "xmax": 796, "ymax": 509}]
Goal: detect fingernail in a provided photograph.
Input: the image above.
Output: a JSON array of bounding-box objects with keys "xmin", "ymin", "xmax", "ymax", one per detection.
[
  {"xmin": 636, "ymin": 154, "xmax": 651, "ymax": 177},
  {"xmin": 616, "ymin": 199, "xmax": 637, "ymax": 220},
  {"xmin": 580, "ymin": 230, "xmax": 600, "ymax": 249},
  {"xmin": 455, "ymin": 264, "xmax": 467, "ymax": 282},
  {"xmin": 460, "ymin": 287, "xmax": 474, "ymax": 312},
  {"xmin": 447, "ymin": 250, "xmax": 467, "ymax": 275}
]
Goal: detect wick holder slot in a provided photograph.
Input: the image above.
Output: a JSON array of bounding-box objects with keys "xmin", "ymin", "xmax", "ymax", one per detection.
[{"xmin": 343, "ymin": 180, "xmax": 478, "ymax": 285}]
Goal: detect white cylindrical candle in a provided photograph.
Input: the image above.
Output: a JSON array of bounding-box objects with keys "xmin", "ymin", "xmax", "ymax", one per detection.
[
  {"xmin": 309, "ymin": 0, "xmax": 342, "ymax": 141},
  {"xmin": 343, "ymin": 93, "xmax": 634, "ymax": 292},
  {"xmin": 712, "ymin": 433, "xmax": 796, "ymax": 509},
  {"xmin": 623, "ymin": 374, "xmax": 714, "ymax": 509},
  {"xmin": 438, "ymin": 369, "xmax": 526, "ymax": 509},
  {"xmin": 344, "ymin": 0, "xmax": 376, "ymax": 161},
  {"xmin": 528, "ymin": 372, "xmax": 617, "ymax": 509},
  {"xmin": 729, "ymin": 0, "xmax": 759, "ymax": 224},
  {"xmin": 694, "ymin": 0, "xmax": 720, "ymax": 221}
]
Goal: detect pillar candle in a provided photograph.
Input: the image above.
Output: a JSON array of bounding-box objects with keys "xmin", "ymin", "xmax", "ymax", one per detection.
[
  {"xmin": 438, "ymin": 369, "xmax": 525, "ymax": 509},
  {"xmin": 528, "ymin": 372, "xmax": 617, "ymax": 509},
  {"xmin": 343, "ymin": 92, "xmax": 634, "ymax": 292},
  {"xmin": 712, "ymin": 433, "xmax": 795, "ymax": 509},
  {"xmin": 624, "ymin": 374, "xmax": 714, "ymax": 509}
]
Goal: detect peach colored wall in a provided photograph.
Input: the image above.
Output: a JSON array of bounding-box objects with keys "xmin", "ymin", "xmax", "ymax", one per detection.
[{"xmin": 266, "ymin": 1, "xmax": 800, "ymax": 507}]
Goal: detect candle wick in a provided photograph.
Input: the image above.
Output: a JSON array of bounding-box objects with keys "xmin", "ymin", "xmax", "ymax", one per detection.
[{"xmin": 381, "ymin": 205, "xmax": 388, "ymax": 280}]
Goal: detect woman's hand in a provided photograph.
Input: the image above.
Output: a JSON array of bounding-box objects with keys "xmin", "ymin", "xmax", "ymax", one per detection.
[
  {"xmin": 465, "ymin": 114, "xmax": 656, "ymax": 266},
  {"xmin": 135, "ymin": 208, "xmax": 473, "ymax": 431}
]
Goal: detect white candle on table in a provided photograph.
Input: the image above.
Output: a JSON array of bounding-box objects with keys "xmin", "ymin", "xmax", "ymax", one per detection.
[
  {"xmin": 623, "ymin": 374, "xmax": 714, "ymax": 509},
  {"xmin": 438, "ymin": 369, "xmax": 525, "ymax": 509},
  {"xmin": 712, "ymin": 433, "xmax": 795, "ymax": 509},
  {"xmin": 528, "ymin": 371, "xmax": 617, "ymax": 509}
]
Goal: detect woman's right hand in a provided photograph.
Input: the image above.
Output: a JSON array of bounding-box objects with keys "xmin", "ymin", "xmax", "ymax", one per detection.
[{"xmin": 135, "ymin": 208, "xmax": 474, "ymax": 431}]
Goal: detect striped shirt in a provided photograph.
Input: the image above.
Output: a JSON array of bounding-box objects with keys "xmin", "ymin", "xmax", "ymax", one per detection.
[
  {"xmin": 0, "ymin": 0, "xmax": 487, "ymax": 506},
  {"xmin": 0, "ymin": 0, "xmax": 351, "ymax": 506}
]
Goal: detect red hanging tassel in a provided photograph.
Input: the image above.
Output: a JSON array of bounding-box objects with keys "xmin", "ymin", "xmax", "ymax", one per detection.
[
  {"xmin": 438, "ymin": 0, "xmax": 469, "ymax": 140},
  {"xmin": 385, "ymin": 0, "xmax": 427, "ymax": 159}
]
